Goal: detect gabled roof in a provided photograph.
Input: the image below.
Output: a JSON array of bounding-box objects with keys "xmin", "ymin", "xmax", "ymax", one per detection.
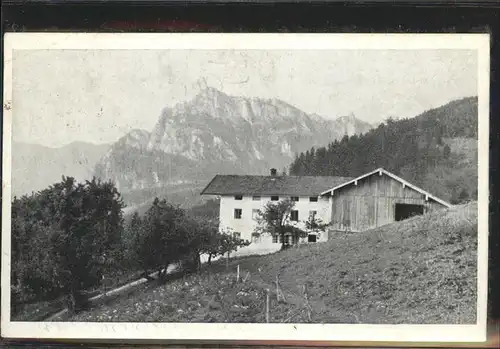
[
  {"xmin": 320, "ymin": 168, "xmax": 452, "ymax": 207},
  {"xmin": 201, "ymin": 168, "xmax": 452, "ymax": 208},
  {"xmin": 200, "ymin": 175, "xmax": 354, "ymax": 196}
]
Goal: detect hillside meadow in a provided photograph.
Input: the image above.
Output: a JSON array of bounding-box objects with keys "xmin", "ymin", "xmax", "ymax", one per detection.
[{"xmin": 66, "ymin": 201, "xmax": 478, "ymax": 324}]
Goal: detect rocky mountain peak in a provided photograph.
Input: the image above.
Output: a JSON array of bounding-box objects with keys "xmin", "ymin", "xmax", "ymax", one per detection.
[
  {"xmin": 94, "ymin": 88, "xmax": 374, "ymax": 202},
  {"xmin": 114, "ymin": 128, "xmax": 150, "ymax": 150}
]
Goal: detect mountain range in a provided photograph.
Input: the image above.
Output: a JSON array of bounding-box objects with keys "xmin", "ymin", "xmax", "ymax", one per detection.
[
  {"xmin": 93, "ymin": 87, "xmax": 373, "ymax": 206},
  {"xmin": 11, "ymin": 141, "xmax": 110, "ymax": 197},
  {"xmin": 11, "ymin": 87, "xmax": 477, "ymax": 213},
  {"xmin": 11, "ymin": 87, "xmax": 374, "ymax": 205}
]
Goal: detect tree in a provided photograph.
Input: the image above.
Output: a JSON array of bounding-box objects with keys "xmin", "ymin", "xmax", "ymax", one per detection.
[
  {"xmin": 137, "ymin": 199, "xmax": 207, "ymax": 279},
  {"xmin": 254, "ymin": 198, "xmax": 307, "ymax": 250},
  {"xmin": 458, "ymin": 188, "xmax": 470, "ymax": 203},
  {"xmin": 449, "ymin": 186, "xmax": 464, "ymax": 205},
  {"xmin": 174, "ymin": 213, "xmax": 207, "ymax": 274},
  {"xmin": 138, "ymin": 198, "xmax": 180, "ymax": 280},
  {"xmin": 443, "ymin": 144, "xmax": 451, "ymax": 159},
  {"xmin": 123, "ymin": 211, "xmax": 143, "ymax": 269},
  {"xmin": 11, "ymin": 193, "xmax": 61, "ymax": 306},
  {"xmin": 136, "ymin": 200, "xmax": 251, "ymax": 277},
  {"xmin": 209, "ymin": 227, "xmax": 250, "ymax": 263},
  {"xmin": 195, "ymin": 218, "xmax": 221, "ymax": 265},
  {"xmin": 84, "ymin": 178, "xmax": 126, "ymax": 284},
  {"xmin": 11, "ymin": 176, "xmax": 125, "ymax": 312},
  {"xmin": 49, "ymin": 176, "xmax": 125, "ymax": 312},
  {"xmin": 305, "ymin": 214, "xmax": 329, "ymax": 233},
  {"xmin": 184, "ymin": 218, "xmax": 249, "ymax": 268}
]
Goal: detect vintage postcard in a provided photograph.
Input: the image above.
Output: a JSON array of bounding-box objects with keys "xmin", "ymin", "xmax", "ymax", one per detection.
[{"xmin": 1, "ymin": 32, "xmax": 490, "ymax": 343}]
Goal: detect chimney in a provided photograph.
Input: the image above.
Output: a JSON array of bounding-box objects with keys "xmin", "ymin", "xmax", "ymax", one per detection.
[{"xmin": 270, "ymin": 168, "xmax": 277, "ymax": 176}]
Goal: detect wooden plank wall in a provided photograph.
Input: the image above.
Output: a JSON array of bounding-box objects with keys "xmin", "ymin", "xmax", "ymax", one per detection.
[{"xmin": 329, "ymin": 173, "xmax": 444, "ymax": 232}]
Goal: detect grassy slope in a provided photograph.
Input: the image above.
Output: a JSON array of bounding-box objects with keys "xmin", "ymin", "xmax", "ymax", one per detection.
[{"xmin": 68, "ymin": 202, "xmax": 477, "ymax": 324}]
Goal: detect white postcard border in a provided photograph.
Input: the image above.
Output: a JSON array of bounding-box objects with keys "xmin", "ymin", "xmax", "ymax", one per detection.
[{"xmin": 1, "ymin": 32, "xmax": 490, "ymax": 343}]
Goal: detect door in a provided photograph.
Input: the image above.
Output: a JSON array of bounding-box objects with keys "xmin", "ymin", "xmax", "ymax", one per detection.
[{"xmin": 395, "ymin": 203, "xmax": 425, "ymax": 221}]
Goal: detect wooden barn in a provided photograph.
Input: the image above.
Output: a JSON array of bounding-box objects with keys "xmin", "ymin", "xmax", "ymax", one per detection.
[{"xmin": 320, "ymin": 168, "xmax": 451, "ymax": 234}]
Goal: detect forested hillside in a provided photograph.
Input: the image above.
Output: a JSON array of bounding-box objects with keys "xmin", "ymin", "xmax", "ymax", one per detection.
[{"xmin": 289, "ymin": 97, "xmax": 478, "ymax": 204}]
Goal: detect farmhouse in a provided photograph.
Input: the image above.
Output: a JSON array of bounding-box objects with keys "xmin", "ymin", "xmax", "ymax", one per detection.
[{"xmin": 200, "ymin": 168, "xmax": 451, "ymax": 246}]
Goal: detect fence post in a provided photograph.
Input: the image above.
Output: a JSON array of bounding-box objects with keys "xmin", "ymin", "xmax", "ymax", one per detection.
[
  {"xmin": 265, "ymin": 289, "xmax": 270, "ymax": 323},
  {"xmin": 276, "ymin": 275, "xmax": 280, "ymax": 302},
  {"xmin": 275, "ymin": 275, "xmax": 279, "ymax": 302},
  {"xmin": 236, "ymin": 265, "xmax": 240, "ymax": 282},
  {"xmin": 243, "ymin": 271, "xmax": 250, "ymax": 282},
  {"xmin": 102, "ymin": 274, "xmax": 107, "ymax": 297},
  {"xmin": 275, "ymin": 274, "xmax": 285, "ymax": 302},
  {"xmin": 303, "ymin": 284, "xmax": 312, "ymax": 322}
]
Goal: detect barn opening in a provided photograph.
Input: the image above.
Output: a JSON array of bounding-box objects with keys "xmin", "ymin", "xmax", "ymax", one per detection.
[
  {"xmin": 308, "ymin": 234, "xmax": 317, "ymax": 243},
  {"xmin": 395, "ymin": 203, "xmax": 425, "ymax": 221}
]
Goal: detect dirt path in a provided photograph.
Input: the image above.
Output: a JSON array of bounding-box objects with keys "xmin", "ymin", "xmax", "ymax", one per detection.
[
  {"xmin": 43, "ymin": 268, "xmax": 172, "ymax": 321},
  {"xmin": 43, "ymin": 249, "xmax": 349, "ymax": 323}
]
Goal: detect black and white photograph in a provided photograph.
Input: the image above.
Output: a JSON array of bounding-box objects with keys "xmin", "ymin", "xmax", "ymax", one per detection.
[{"xmin": 1, "ymin": 33, "xmax": 489, "ymax": 342}]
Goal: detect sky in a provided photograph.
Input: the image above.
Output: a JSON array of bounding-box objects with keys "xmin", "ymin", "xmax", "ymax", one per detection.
[{"xmin": 12, "ymin": 49, "xmax": 478, "ymax": 148}]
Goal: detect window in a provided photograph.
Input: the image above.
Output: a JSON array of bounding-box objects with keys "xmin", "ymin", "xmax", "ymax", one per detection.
[
  {"xmin": 290, "ymin": 210, "xmax": 299, "ymax": 221},
  {"xmin": 292, "ymin": 235, "xmax": 299, "ymax": 245},
  {"xmin": 234, "ymin": 195, "xmax": 243, "ymax": 200},
  {"xmin": 308, "ymin": 234, "xmax": 317, "ymax": 243},
  {"xmin": 233, "ymin": 232, "xmax": 241, "ymax": 239},
  {"xmin": 291, "ymin": 196, "xmax": 299, "ymax": 202},
  {"xmin": 234, "ymin": 208, "xmax": 242, "ymax": 219},
  {"xmin": 271, "ymin": 196, "xmax": 279, "ymax": 201},
  {"xmin": 309, "ymin": 210, "xmax": 317, "ymax": 220},
  {"xmin": 252, "ymin": 209, "xmax": 259, "ymax": 220},
  {"xmin": 252, "ymin": 196, "xmax": 261, "ymax": 201},
  {"xmin": 309, "ymin": 196, "xmax": 318, "ymax": 202},
  {"xmin": 272, "ymin": 235, "xmax": 278, "ymax": 243}
]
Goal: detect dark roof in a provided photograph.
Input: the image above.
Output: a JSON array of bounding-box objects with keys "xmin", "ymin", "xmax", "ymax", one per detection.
[{"xmin": 200, "ymin": 175, "xmax": 354, "ymax": 196}]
